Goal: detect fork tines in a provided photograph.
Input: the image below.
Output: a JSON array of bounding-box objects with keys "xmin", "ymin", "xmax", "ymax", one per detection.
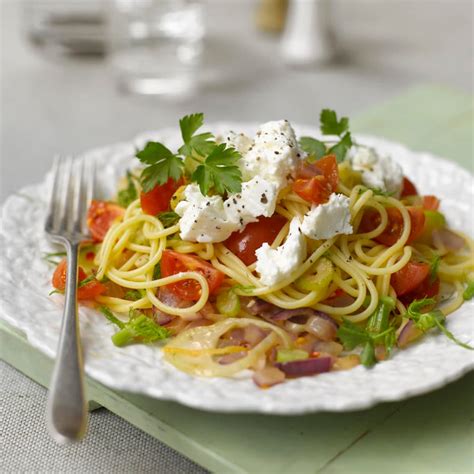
[{"xmin": 45, "ymin": 156, "xmax": 95, "ymax": 241}]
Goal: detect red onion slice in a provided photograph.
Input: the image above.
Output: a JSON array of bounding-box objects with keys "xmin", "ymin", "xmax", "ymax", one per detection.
[
  {"xmin": 307, "ymin": 316, "xmax": 337, "ymax": 341},
  {"xmin": 253, "ymin": 366, "xmax": 286, "ymax": 388},
  {"xmin": 313, "ymin": 341, "xmax": 343, "ymax": 356},
  {"xmin": 244, "ymin": 324, "xmax": 267, "ymax": 346},
  {"xmin": 276, "ymin": 357, "xmax": 333, "ymax": 378},
  {"xmin": 432, "ymin": 228, "xmax": 465, "ymax": 252},
  {"xmin": 397, "ymin": 320, "xmax": 424, "ymax": 348}
]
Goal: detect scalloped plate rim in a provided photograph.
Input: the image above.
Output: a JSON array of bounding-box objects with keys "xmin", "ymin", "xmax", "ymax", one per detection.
[{"xmin": 0, "ymin": 123, "xmax": 473, "ymax": 415}]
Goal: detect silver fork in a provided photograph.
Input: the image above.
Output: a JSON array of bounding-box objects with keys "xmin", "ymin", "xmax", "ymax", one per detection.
[{"xmin": 45, "ymin": 156, "xmax": 95, "ymax": 443}]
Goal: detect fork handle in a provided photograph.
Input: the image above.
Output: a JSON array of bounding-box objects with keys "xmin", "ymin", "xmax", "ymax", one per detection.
[{"xmin": 46, "ymin": 241, "xmax": 88, "ymax": 442}]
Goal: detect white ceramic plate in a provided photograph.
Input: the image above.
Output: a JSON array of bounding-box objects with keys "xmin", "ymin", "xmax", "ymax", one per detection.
[{"xmin": 1, "ymin": 123, "xmax": 473, "ymax": 414}]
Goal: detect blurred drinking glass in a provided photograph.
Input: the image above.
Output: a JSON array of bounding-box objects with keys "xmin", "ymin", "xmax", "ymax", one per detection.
[
  {"xmin": 109, "ymin": 0, "xmax": 205, "ymax": 96},
  {"xmin": 23, "ymin": 1, "xmax": 107, "ymax": 56}
]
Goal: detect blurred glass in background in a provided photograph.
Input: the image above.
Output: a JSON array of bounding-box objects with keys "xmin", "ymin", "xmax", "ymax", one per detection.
[
  {"xmin": 108, "ymin": 0, "xmax": 205, "ymax": 96},
  {"xmin": 22, "ymin": 0, "xmax": 333, "ymax": 97},
  {"xmin": 23, "ymin": 1, "xmax": 108, "ymax": 56}
]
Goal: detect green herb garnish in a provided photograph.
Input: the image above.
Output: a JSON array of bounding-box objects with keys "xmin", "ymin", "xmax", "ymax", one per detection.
[
  {"xmin": 152, "ymin": 264, "xmax": 161, "ymax": 280},
  {"xmin": 406, "ymin": 298, "xmax": 473, "ymax": 350},
  {"xmin": 178, "ymin": 113, "xmax": 216, "ymax": 157},
  {"xmin": 117, "ymin": 170, "xmax": 138, "ymax": 207},
  {"xmin": 463, "ymin": 281, "xmax": 474, "ymax": 301},
  {"xmin": 136, "ymin": 142, "xmax": 184, "ymax": 193},
  {"xmin": 100, "ymin": 307, "xmax": 170, "ymax": 347},
  {"xmin": 299, "ymin": 109, "xmax": 353, "ymax": 163},
  {"xmin": 192, "ymin": 143, "xmax": 242, "ymax": 196},
  {"xmin": 429, "ymin": 254, "xmax": 441, "ymax": 284},
  {"xmin": 299, "ymin": 137, "xmax": 327, "ymax": 161},
  {"xmin": 320, "ymin": 109, "xmax": 350, "ymax": 136},
  {"xmin": 43, "ymin": 251, "xmax": 67, "ymax": 265},
  {"xmin": 337, "ymin": 297, "xmax": 396, "ymax": 367},
  {"xmin": 135, "ymin": 113, "xmax": 242, "ymax": 197},
  {"xmin": 158, "ymin": 211, "xmax": 180, "ymax": 228},
  {"xmin": 124, "ymin": 289, "xmax": 145, "ymax": 301},
  {"xmin": 78, "ymin": 275, "xmax": 95, "ymax": 288}
]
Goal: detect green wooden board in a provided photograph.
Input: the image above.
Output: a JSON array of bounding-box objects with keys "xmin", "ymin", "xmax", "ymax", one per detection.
[{"xmin": 1, "ymin": 85, "xmax": 473, "ymax": 473}]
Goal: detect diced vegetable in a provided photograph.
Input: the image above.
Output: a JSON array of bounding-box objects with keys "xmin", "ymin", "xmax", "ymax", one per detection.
[
  {"xmin": 276, "ymin": 348, "xmax": 309, "ymax": 363},
  {"xmin": 276, "ymin": 357, "xmax": 333, "ymax": 377},
  {"xmin": 338, "ymin": 161, "xmax": 362, "ymax": 189},
  {"xmin": 100, "ymin": 307, "xmax": 170, "ymax": 347},
  {"xmin": 216, "ymin": 289, "xmax": 241, "ymax": 317},
  {"xmin": 52, "ymin": 258, "xmax": 106, "ymax": 300},
  {"xmin": 161, "ymin": 250, "xmax": 225, "ymax": 301},
  {"xmin": 294, "ymin": 257, "xmax": 334, "ymax": 302},
  {"xmin": 463, "ymin": 281, "xmax": 474, "ymax": 301},
  {"xmin": 418, "ymin": 210, "xmax": 446, "ymax": 243}
]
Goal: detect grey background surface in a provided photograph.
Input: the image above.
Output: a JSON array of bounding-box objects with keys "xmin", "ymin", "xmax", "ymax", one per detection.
[{"xmin": 1, "ymin": 0, "xmax": 473, "ymax": 472}]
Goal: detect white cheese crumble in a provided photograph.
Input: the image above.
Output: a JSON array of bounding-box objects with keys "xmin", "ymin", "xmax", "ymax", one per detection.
[
  {"xmin": 301, "ymin": 193, "xmax": 353, "ymax": 240},
  {"xmin": 224, "ymin": 131, "xmax": 253, "ymax": 155},
  {"xmin": 175, "ymin": 185, "xmax": 237, "ymax": 243},
  {"xmin": 255, "ymin": 217, "xmax": 307, "ymax": 286},
  {"xmin": 226, "ymin": 176, "xmax": 279, "ymax": 226},
  {"xmin": 240, "ymin": 120, "xmax": 305, "ymax": 189},
  {"xmin": 349, "ymin": 146, "xmax": 403, "ymax": 197},
  {"xmin": 175, "ymin": 177, "xmax": 278, "ymax": 243}
]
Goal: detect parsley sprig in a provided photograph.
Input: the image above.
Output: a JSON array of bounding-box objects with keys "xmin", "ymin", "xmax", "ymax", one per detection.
[
  {"xmin": 135, "ymin": 113, "xmax": 242, "ymax": 197},
  {"xmin": 300, "ymin": 109, "xmax": 353, "ymax": 163},
  {"xmin": 405, "ymin": 298, "xmax": 473, "ymax": 350},
  {"xmin": 192, "ymin": 143, "xmax": 242, "ymax": 196},
  {"xmin": 178, "ymin": 113, "xmax": 215, "ymax": 157},
  {"xmin": 100, "ymin": 307, "xmax": 170, "ymax": 347},
  {"xmin": 337, "ymin": 296, "xmax": 396, "ymax": 367},
  {"xmin": 136, "ymin": 142, "xmax": 184, "ymax": 193}
]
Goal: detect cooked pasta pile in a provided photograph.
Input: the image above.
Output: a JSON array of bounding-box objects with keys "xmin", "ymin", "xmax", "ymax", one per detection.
[{"xmin": 50, "ymin": 111, "xmax": 474, "ymax": 387}]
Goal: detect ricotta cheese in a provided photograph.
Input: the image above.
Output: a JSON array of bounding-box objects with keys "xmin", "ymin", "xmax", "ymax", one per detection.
[
  {"xmin": 301, "ymin": 193, "xmax": 353, "ymax": 240},
  {"xmin": 175, "ymin": 185, "xmax": 237, "ymax": 243},
  {"xmin": 226, "ymin": 176, "xmax": 279, "ymax": 227},
  {"xmin": 255, "ymin": 218, "xmax": 307, "ymax": 287},
  {"xmin": 175, "ymin": 177, "xmax": 279, "ymax": 243},
  {"xmin": 349, "ymin": 146, "xmax": 403, "ymax": 197},
  {"xmin": 240, "ymin": 120, "xmax": 305, "ymax": 189},
  {"xmin": 224, "ymin": 131, "xmax": 253, "ymax": 155}
]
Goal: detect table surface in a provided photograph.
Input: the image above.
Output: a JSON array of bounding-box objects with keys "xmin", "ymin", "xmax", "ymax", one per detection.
[{"xmin": 1, "ymin": 1, "xmax": 473, "ymax": 473}]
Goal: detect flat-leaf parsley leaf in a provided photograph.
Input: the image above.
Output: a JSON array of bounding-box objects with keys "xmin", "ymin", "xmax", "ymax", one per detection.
[
  {"xmin": 192, "ymin": 143, "xmax": 242, "ymax": 196},
  {"xmin": 320, "ymin": 109, "xmax": 350, "ymax": 136},
  {"xmin": 136, "ymin": 142, "xmax": 184, "ymax": 193},
  {"xmin": 178, "ymin": 113, "xmax": 215, "ymax": 157}
]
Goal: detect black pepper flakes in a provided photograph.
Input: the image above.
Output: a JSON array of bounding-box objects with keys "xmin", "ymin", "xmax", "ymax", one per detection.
[
  {"xmin": 260, "ymin": 194, "xmax": 268, "ymax": 204},
  {"xmin": 274, "ymin": 151, "xmax": 280, "ymax": 155}
]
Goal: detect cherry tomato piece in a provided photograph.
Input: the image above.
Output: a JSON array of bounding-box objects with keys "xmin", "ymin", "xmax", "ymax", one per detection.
[
  {"xmin": 224, "ymin": 215, "xmax": 287, "ymax": 265},
  {"xmin": 140, "ymin": 178, "xmax": 184, "ymax": 216},
  {"xmin": 422, "ymin": 195, "xmax": 440, "ymax": 211},
  {"xmin": 401, "ymin": 177, "xmax": 418, "ymax": 197},
  {"xmin": 400, "ymin": 277, "xmax": 440, "ymax": 306},
  {"xmin": 293, "ymin": 155, "xmax": 339, "ymax": 204},
  {"xmin": 160, "ymin": 250, "xmax": 225, "ymax": 301},
  {"xmin": 52, "ymin": 258, "xmax": 106, "ymax": 300},
  {"xmin": 391, "ymin": 261, "xmax": 430, "ymax": 296},
  {"xmin": 87, "ymin": 200, "xmax": 125, "ymax": 242},
  {"xmin": 359, "ymin": 206, "xmax": 425, "ymax": 246}
]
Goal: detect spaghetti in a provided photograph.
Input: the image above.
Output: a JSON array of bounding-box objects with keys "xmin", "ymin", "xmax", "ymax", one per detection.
[{"xmin": 50, "ymin": 114, "xmax": 474, "ymax": 387}]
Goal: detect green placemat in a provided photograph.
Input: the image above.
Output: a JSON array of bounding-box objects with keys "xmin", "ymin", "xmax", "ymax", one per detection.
[{"xmin": 1, "ymin": 84, "xmax": 473, "ymax": 474}]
